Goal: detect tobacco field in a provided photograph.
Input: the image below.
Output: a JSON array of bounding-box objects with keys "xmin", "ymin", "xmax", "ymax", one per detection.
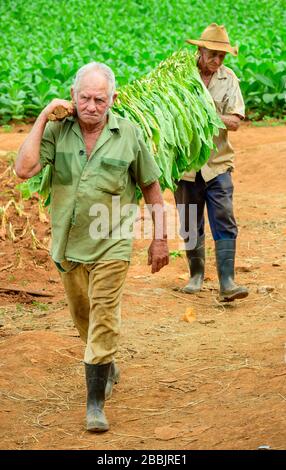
[{"xmin": 1, "ymin": 0, "xmax": 285, "ymax": 122}]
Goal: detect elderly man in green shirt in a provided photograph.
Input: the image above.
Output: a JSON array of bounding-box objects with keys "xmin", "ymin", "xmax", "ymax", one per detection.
[{"xmin": 16, "ymin": 62, "xmax": 169, "ymax": 433}]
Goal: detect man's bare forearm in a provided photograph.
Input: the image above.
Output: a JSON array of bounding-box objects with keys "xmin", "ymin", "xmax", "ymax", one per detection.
[
  {"xmin": 140, "ymin": 181, "xmax": 167, "ymax": 240},
  {"xmin": 141, "ymin": 180, "xmax": 169, "ymax": 273},
  {"xmin": 219, "ymin": 114, "xmax": 241, "ymax": 131},
  {"xmin": 15, "ymin": 111, "xmax": 48, "ymax": 179}
]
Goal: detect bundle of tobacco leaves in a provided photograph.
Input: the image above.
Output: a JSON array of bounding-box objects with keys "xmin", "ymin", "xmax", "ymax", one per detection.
[{"xmin": 18, "ymin": 49, "xmax": 223, "ymax": 204}]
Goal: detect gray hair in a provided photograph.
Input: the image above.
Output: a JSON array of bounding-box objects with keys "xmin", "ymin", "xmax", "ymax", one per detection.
[{"xmin": 73, "ymin": 62, "xmax": 116, "ymax": 97}]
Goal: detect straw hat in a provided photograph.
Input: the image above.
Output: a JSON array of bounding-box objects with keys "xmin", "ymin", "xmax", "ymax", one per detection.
[{"xmin": 186, "ymin": 23, "xmax": 238, "ymax": 56}]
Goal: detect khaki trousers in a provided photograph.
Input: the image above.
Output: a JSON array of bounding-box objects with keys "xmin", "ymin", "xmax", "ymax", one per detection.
[{"xmin": 60, "ymin": 260, "xmax": 129, "ymax": 365}]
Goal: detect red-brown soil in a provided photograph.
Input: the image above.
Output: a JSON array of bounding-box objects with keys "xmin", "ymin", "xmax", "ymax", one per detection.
[{"xmin": 0, "ymin": 122, "xmax": 285, "ymax": 450}]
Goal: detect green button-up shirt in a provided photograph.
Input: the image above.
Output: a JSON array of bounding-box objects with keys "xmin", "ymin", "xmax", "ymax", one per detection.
[{"xmin": 40, "ymin": 110, "xmax": 161, "ymax": 263}]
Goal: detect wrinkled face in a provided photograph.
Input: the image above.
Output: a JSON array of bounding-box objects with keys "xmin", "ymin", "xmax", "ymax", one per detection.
[
  {"xmin": 71, "ymin": 72, "xmax": 116, "ymax": 126},
  {"xmin": 199, "ymin": 47, "xmax": 226, "ymax": 73}
]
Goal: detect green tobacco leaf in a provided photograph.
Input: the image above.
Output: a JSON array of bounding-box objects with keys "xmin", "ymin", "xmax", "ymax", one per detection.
[
  {"xmin": 262, "ymin": 93, "xmax": 277, "ymax": 104},
  {"xmin": 254, "ymin": 74, "xmax": 276, "ymax": 89}
]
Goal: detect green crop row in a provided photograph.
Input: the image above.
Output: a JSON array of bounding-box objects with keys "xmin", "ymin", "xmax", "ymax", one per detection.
[{"xmin": 0, "ymin": 0, "xmax": 285, "ymax": 122}]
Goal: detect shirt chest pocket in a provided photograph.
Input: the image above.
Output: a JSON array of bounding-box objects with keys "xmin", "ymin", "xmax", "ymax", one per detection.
[{"xmin": 96, "ymin": 158, "xmax": 129, "ymax": 194}]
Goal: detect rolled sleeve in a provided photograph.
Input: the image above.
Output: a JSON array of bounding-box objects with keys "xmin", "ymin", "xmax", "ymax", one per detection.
[
  {"xmin": 130, "ymin": 128, "xmax": 161, "ymax": 186},
  {"xmin": 40, "ymin": 122, "xmax": 56, "ymax": 168}
]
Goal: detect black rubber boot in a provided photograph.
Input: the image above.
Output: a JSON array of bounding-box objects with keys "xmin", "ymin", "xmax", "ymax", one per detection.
[
  {"xmin": 181, "ymin": 235, "xmax": 205, "ymax": 294},
  {"xmin": 105, "ymin": 361, "xmax": 120, "ymax": 400},
  {"xmin": 85, "ymin": 362, "xmax": 111, "ymax": 432},
  {"xmin": 215, "ymin": 239, "xmax": 249, "ymax": 302}
]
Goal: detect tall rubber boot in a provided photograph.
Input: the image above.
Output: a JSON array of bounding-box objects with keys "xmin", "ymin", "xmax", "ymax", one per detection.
[
  {"xmin": 181, "ymin": 235, "xmax": 205, "ymax": 294},
  {"xmin": 215, "ymin": 239, "xmax": 249, "ymax": 302},
  {"xmin": 85, "ymin": 362, "xmax": 111, "ymax": 432},
  {"xmin": 105, "ymin": 361, "xmax": 120, "ymax": 400}
]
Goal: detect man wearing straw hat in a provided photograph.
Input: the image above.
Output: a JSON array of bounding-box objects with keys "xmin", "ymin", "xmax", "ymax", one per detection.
[{"xmin": 175, "ymin": 23, "xmax": 249, "ymax": 302}]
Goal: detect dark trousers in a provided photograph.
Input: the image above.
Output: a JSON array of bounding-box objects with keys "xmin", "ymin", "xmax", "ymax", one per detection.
[{"xmin": 175, "ymin": 171, "xmax": 238, "ymax": 243}]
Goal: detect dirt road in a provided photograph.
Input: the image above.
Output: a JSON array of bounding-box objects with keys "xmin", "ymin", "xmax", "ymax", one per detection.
[{"xmin": 0, "ymin": 123, "xmax": 285, "ymax": 450}]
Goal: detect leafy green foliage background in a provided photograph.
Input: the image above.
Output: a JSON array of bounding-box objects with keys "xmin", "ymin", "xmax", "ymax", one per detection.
[{"xmin": 1, "ymin": 0, "xmax": 285, "ymax": 121}]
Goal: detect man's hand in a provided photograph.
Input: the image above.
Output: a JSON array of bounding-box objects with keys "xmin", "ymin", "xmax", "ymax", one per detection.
[
  {"xmin": 42, "ymin": 99, "xmax": 75, "ymax": 121},
  {"xmin": 148, "ymin": 239, "xmax": 169, "ymax": 274},
  {"xmin": 219, "ymin": 114, "xmax": 241, "ymax": 131}
]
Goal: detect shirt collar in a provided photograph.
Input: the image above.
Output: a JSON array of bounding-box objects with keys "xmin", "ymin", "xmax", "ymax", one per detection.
[
  {"xmin": 207, "ymin": 65, "xmax": 228, "ymax": 92},
  {"xmin": 216, "ymin": 64, "xmax": 228, "ymax": 80},
  {"xmin": 107, "ymin": 109, "xmax": 120, "ymax": 133}
]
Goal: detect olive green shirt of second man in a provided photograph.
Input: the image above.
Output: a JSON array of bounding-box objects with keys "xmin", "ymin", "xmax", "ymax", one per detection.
[{"xmin": 40, "ymin": 110, "xmax": 161, "ymax": 265}]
